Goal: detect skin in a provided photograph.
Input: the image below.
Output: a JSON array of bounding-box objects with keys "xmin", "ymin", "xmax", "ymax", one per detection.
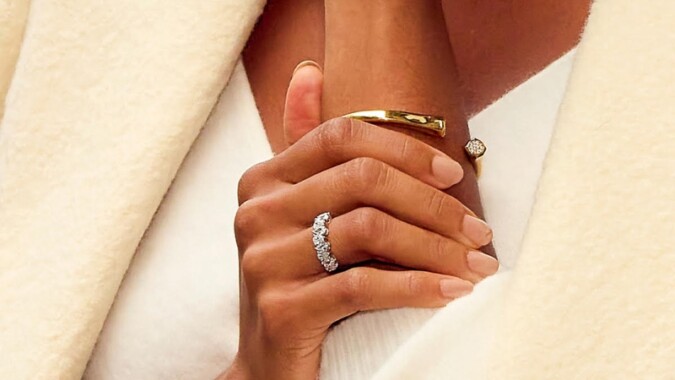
[
  {"xmin": 226, "ymin": 0, "xmax": 591, "ymax": 378},
  {"xmin": 321, "ymin": 0, "xmax": 489, "ymax": 253},
  {"xmin": 243, "ymin": 0, "xmax": 589, "ymax": 255},
  {"xmin": 223, "ymin": 64, "xmax": 497, "ymax": 380},
  {"xmin": 244, "ymin": 0, "xmax": 591, "ymax": 151}
]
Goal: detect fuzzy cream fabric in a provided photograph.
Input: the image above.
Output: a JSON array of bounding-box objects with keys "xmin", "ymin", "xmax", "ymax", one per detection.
[
  {"xmin": 83, "ymin": 61, "xmax": 272, "ymax": 380},
  {"xmin": 488, "ymin": 0, "xmax": 675, "ymax": 377},
  {"xmin": 0, "ymin": 0, "xmax": 30, "ymax": 120},
  {"xmin": 0, "ymin": 1, "xmax": 263, "ymax": 379},
  {"xmin": 1, "ymin": 0, "xmax": 673, "ymax": 379},
  {"xmin": 373, "ymin": 0, "xmax": 675, "ymax": 378}
]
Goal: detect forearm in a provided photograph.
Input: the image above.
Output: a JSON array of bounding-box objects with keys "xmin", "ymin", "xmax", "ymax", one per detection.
[
  {"xmin": 323, "ymin": 1, "xmax": 463, "ymax": 121},
  {"xmin": 323, "ymin": 0, "xmax": 491, "ymax": 255}
]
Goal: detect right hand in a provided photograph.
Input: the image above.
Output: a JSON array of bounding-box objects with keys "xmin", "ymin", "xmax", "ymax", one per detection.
[{"xmin": 223, "ymin": 63, "xmax": 497, "ymax": 380}]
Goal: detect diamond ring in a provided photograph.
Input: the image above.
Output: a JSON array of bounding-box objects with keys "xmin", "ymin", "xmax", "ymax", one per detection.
[
  {"xmin": 464, "ymin": 138, "xmax": 486, "ymax": 177},
  {"xmin": 312, "ymin": 212, "xmax": 339, "ymax": 273}
]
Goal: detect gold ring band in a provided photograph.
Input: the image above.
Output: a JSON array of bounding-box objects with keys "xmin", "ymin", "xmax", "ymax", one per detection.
[{"xmin": 342, "ymin": 110, "xmax": 446, "ymax": 138}]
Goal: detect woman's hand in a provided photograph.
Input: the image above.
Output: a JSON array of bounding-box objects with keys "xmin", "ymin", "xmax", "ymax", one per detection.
[
  {"xmin": 321, "ymin": 0, "xmax": 495, "ymax": 257},
  {"xmin": 221, "ymin": 64, "xmax": 497, "ymax": 380}
]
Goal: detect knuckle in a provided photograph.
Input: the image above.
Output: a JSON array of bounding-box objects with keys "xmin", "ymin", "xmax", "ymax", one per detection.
[
  {"xmin": 316, "ymin": 117, "xmax": 359, "ymax": 152},
  {"xmin": 335, "ymin": 158, "xmax": 362, "ymax": 194},
  {"xmin": 430, "ymin": 236, "xmax": 449, "ymax": 266},
  {"xmin": 369, "ymin": 160, "xmax": 394, "ymax": 193},
  {"xmin": 237, "ymin": 162, "xmax": 268, "ymax": 204},
  {"xmin": 338, "ymin": 268, "xmax": 371, "ymax": 309},
  {"xmin": 241, "ymin": 248, "xmax": 264, "ymax": 275},
  {"xmin": 234, "ymin": 196, "xmax": 279, "ymax": 246},
  {"xmin": 426, "ymin": 190, "xmax": 450, "ymax": 219},
  {"xmin": 342, "ymin": 157, "xmax": 389, "ymax": 194},
  {"xmin": 257, "ymin": 292, "xmax": 294, "ymax": 336},
  {"xmin": 403, "ymin": 272, "xmax": 426, "ymax": 296},
  {"xmin": 240, "ymin": 245, "xmax": 268, "ymax": 283},
  {"xmin": 233, "ymin": 202, "xmax": 256, "ymax": 242},
  {"xmin": 350, "ymin": 208, "xmax": 388, "ymax": 246},
  {"xmin": 397, "ymin": 136, "xmax": 413, "ymax": 159}
]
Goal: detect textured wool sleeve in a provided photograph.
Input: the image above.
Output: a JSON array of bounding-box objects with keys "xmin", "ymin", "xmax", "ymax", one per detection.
[
  {"xmin": 0, "ymin": 1, "xmax": 264, "ymax": 379},
  {"xmin": 0, "ymin": 0, "xmax": 30, "ymax": 120},
  {"xmin": 488, "ymin": 0, "xmax": 675, "ymax": 378}
]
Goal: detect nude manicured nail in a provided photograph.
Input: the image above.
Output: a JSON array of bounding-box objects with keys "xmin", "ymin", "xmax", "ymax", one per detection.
[
  {"xmin": 431, "ymin": 155, "xmax": 463, "ymax": 188},
  {"xmin": 293, "ymin": 60, "xmax": 322, "ymax": 75},
  {"xmin": 467, "ymin": 250, "xmax": 499, "ymax": 276},
  {"xmin": 439, "ymin": 278, "xmax": 474, "ymax": 299},
  {"xmin": 462, "ymin": 215, "xmax": 493, "ymax": 247}
]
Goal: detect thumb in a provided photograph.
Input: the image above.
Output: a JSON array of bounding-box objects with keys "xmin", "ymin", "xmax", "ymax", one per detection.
[{"xmin": 283, "ymin": 60, "xmax": 323, "ymax": 146}]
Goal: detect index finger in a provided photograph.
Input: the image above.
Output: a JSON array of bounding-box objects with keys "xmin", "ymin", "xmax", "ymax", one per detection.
[{"xmin": 271, "ymin": 117, "xmax": 463, "ymax": 189}]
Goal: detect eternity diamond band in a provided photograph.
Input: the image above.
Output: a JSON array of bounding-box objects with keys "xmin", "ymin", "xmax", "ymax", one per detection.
[{"xmin": 312, "ymin": 212, "xmax": 339, "ymax": 273}]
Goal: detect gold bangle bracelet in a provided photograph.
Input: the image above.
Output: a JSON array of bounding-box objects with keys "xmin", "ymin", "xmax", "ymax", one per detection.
[
  {"xmin": 342, "ymin": 110, "xmax": 446, "ymax": 138},
  {"xmin": 342, "ymin": 109, "xmax": 486, "ymax": 177}
]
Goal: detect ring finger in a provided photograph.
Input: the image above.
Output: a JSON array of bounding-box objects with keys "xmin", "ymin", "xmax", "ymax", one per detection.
[
  {"xmin": 273, "ymin": 207, "xmax": 498, "ymax": 282},
  {"xmin": 282, "ymin": 157, "xmax": 492, "ymax": 249}
]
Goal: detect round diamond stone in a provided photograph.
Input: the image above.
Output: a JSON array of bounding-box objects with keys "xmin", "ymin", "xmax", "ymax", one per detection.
[
  {"xmin": 312, "ymin": 234, "xmax": 325, "ymax": 246},
  {"xmin": 464, "ymin": 138, "xmax": 486, "ymax": 158},
  {"xmin": 313, "ymin": 225, "xmax": 328, "ymax": 236},
  {"xmin": 323, "ymin": 258, "xmax": 338, "ymax": 272},
  {"xmin": 315, "ymin": 241, "xmax": 331, "ymax": 253},
  {"xmin": 316, "ymin": 212, "xmax": 331, "ymax": 223}
]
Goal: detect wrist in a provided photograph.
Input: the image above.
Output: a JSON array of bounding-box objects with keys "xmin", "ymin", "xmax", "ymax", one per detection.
[
  {"xmin": 217, "ymin": 357, "xmax": 251, "ymax": 380},
  {"xmin": 326, "ymin": 0, "xmax": 442, "ymax": 11},
  {"xmin": 325, "ymin": 0, "xmax": 444, "ymax": 26},
  {"xmin": 323, "ymin": 0, "xmax": 460, "ymax": 121}
]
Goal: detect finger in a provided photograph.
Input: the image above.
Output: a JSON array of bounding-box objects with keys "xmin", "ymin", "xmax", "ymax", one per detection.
[
  {"xmin": 283, "ymin": 60, "xmax": 323, "ymax": 146},
  {"xmin": 300, "ymin": 267, "xmax": 473, "ymax": 326},
  {"xmin": 326, "ymin": 208, "xmax": 497, "ymax": 281},
  {"xmin": 282, "ymin": 158, "xmax": 493, "ymax": 248},
  {"xmin": 277, "ymin": 207, "xmax": 496, "ymax": 282},
  {"xmin": 272, "ymin": 117, "xmax": 463, "ymax": 189}
]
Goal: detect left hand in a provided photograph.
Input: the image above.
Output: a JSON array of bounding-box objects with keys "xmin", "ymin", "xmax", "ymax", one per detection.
[{"xmin": 220, "ymin": 62, "xmax": 497, "ymax": 380}]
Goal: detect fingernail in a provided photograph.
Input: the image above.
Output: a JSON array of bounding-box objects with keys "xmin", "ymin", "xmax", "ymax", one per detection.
[
  {"xmin": 466, "ymin": 250, "xmax": 499, "ymax": 276},
  {"xmin": 462, "ymin": 205, "xmax": 477, "ymax": 217},
  {"xmin": 462, "ymin": 215, "xmax": 493, "ymax": 247},
  {"xmin": 439, "ymin": 278, "xmax": 474, "ymax": 299},
  {"xmin": 431, "ymin": 155, "xmax": 463, "ymax": 188},
  {"xmin": 293, "ymin": 60, "xmax": 322, "ymax": 75}
]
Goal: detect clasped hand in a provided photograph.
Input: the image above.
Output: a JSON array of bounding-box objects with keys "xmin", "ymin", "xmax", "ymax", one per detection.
[{"xmin": 223, "ymin": 64, "xmax": 497, "ymax": 380}]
